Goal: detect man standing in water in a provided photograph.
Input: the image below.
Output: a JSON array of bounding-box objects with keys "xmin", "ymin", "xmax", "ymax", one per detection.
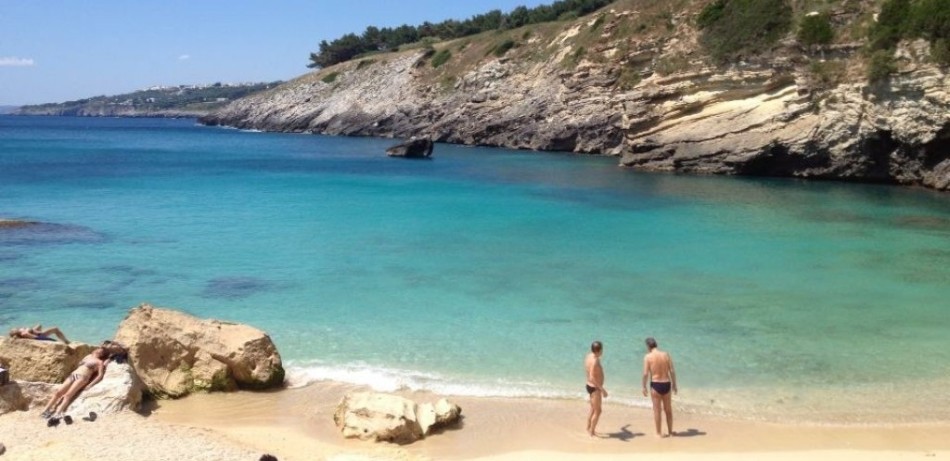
[
  {"xmin": 585, "ymin": 340, "xmax": 608, "ymax": 437},
  {"xmin": 642, "ymin": 337, "xmax": 677, "ymax": 437}
]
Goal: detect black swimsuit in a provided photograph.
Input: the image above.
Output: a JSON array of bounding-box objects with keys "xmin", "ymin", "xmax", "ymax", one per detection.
[
  {"xmin": 586, "ymin": 384, "xmax": 598, "ymax": 394},
  {"xmin": 650, "ymin": 381, "xmax": 671, "ymax": 395}
]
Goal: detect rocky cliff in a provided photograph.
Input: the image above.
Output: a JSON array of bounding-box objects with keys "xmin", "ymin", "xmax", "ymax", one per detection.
[{"xmin": 201, "ymin": 3, "xmax": 950, "ymax": 191}]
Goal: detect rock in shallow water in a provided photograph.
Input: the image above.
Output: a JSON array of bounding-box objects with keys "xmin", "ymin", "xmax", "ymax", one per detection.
[{"xmin": 386, "ymin": 138, "xmax": 433, "ymax": 159}]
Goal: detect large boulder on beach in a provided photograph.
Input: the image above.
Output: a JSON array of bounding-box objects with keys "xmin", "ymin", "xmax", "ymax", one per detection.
[
  {"xmin": 113, "ymin": 304, "xmax": 284, "ymax": 398},
  {"xmin": 386, "ymin": 138, "xmax": 433, "ymax": 158},
  {"xmin": 333, "ymin": 392, "xmax": 462, "ymax": 444},
  {"xmin": 0, "ymin": 338, "xmax": 94, "ymax": 383}
]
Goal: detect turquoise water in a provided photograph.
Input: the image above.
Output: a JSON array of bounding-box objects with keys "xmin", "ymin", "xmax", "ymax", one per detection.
[{"xmin": 2, "ymin": 116, "xmax": 949, "ymax": 423}]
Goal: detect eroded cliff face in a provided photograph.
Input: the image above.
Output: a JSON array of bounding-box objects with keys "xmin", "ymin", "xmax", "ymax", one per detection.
[{"xmin": 202, "ymin": 10, "xmax": 950, "ymax": 191}]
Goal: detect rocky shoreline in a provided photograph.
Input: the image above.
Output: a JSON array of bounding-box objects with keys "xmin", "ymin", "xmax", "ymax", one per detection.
[{"xmin": 201, "ymin": 9, "xmax": 950, "ymax": 192}]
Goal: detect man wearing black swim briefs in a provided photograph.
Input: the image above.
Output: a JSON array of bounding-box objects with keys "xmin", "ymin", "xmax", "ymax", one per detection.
[
  {"xmin": 584, "ymin": 340, "xmax": 608, "ymax": 437},
  {"xmin": 642, "ymin": 337, "xmax": 677, "ymax": 437}
]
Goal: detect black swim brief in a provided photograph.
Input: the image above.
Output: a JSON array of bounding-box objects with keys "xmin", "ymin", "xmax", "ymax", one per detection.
[
  {"xmin": 586, "ymin": 384, "xmax": 598, "ymax": 394},
  {"xmin": 650, "ymin": 382, "xmax": 672, "ymax": 395}
]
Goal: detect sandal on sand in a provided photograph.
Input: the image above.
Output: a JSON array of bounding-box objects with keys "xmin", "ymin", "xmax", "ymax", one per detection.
[
  {"xmin": 47, "ymin": 417, "xmax": 60, "ymax": 427},
  {"xmin": 63, "ymin": 415, "xmax": 73, "ymax": 425},
  {"xmin": 83, "ymin": 412, "xmax": 98, "ymax": 422}
]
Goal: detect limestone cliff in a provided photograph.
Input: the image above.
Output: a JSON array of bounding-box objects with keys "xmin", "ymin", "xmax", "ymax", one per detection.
[{"xmin": 202, "ymin": 3, "xmax": 950, "ymax": 190}]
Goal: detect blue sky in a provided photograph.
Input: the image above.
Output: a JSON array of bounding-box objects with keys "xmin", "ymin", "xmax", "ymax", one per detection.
[{"xmin": 0, "ymin": 1, "xmax": 549, "ymax": 105}]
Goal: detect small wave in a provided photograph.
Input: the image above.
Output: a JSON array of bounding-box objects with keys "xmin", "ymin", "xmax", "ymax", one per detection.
[{"xmin": 284, "ymin": 360, "xmax": 593, "ymax": 401}]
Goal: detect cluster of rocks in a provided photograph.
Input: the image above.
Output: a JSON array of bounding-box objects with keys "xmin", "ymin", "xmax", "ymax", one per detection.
[
  {"xmin": 0, "ymin": 304, "xmax": 284, "ymax": 415},
  {"xmin": 0, "ymin": 304, "xmax": 462, "ymax": 446}
]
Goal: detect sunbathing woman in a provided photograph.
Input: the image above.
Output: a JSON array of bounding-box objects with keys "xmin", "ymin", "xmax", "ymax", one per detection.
[
  {"xmin": 8, "ymin": 324, "xmax": 69, "ymax": 343},
  {"xmin": 41, "ymin": 347, "xmax": 110, "ymax": 421}
]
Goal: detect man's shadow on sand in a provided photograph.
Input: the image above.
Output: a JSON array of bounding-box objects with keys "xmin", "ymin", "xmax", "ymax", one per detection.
[
  {"xmin": 604, "ymin": 425, "xmax": 645, "ymax": 442},
  {"xmin": 674, "ymin": 428, "xmax": 707, "ymax": 437},
  {"xmin": 603, "ymin": 426, "xmax": 707, "ymax": 441}
]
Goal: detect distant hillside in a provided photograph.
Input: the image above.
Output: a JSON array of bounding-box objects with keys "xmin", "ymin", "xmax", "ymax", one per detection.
[
  {"xmin": 15, "ymin": 82, "xmax": 282, "ymax": 118},
  {"xmin": 204, "ymin": 0, "xmax": 950, "ymax": 191},
  {"xmin": 0, "ymin": 106, "xmax": 19, "ymax": 115}
]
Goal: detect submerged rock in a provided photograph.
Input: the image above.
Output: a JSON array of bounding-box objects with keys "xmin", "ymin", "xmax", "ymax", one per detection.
[
  {"xmin": 114, "ymin": 304, "xmax": 284, "ymax": 398},
  {"xmin": 334, "ymin": 391, "xmax": 462, "ymax": 444},
  {"xmin": 386, "ymin": 138, "xmax": 433, "ymax": 159}
]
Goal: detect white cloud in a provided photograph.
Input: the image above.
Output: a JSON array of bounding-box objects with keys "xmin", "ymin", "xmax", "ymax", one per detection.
[
  {"xmin": 178, "ymin": 54, "xmax": 190, "ymax": 61},
  {"xmin": 0, "ymin": 57, "xmax": 35, "ymax": 67}
]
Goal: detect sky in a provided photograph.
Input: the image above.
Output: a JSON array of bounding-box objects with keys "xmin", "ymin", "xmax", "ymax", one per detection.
[{"xmin": 0, "ymin": 0, "xmax": 550, "ymax": 106}]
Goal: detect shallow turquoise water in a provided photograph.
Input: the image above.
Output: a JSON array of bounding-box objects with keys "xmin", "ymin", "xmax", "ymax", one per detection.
[{"xmin": 2, "ymin": 116, "xmax": 948, "ymax": 423}]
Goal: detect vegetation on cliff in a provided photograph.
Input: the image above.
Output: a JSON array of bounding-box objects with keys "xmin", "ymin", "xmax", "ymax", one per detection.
[
  {"xmin": 15, "ymin": 82, "xmax": 282, "ymax": 117},
  {"xmin": 307, "ymin": 0, "xmax": 614, "ymax": 68}
]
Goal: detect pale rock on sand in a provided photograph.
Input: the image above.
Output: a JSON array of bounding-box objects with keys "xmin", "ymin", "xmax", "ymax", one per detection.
[
  {"xmin": 334, "ymin": 391, "xmax": 461, "ymax": 444},
  {"xmin": 68, "ymin": 362, "xmax": 145, "ymax": 414},
  {"xmin": 114, "ymin": 304, "xmax": 285, "ymax": 398},
  {"xmin": 0, "ymin": 338, "xmax": 94, "ymax": 383},
  {"xmin": 0, "ymin": 363, "xmax": 142, "ymax": 416},
  {"xmin": 0, "ymin": 381, "xmax": 53, "ymax": 415}
]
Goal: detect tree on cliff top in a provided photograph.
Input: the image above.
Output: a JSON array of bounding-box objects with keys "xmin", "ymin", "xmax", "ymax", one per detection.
[{"xmin": 306, "ymin": 0, "xmax": 614, "ymax": 68}]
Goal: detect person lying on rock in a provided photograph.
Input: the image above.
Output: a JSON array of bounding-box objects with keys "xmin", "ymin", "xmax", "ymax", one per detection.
[
  {"xmin": 8, "ymin": 324, "xmax": 69, "ymax": 343},
  {"xmin": 101, "ymin": 340, "xmax": 128, "ymax": 364},
  {"xmin": 41, "ymin": 347, "xmax": 110, "ymax": 421}
]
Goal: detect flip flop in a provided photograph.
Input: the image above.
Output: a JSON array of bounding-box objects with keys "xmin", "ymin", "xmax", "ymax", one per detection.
[
  {"xmin": 63, "ymin": 415, "xmax": 73, "ymax": 425},
  {"xmin": 47, "ymin": 417, "xmax": 60, "ymax": 427},
  {"xmin": 83, "ymin": 412, "xmax": 98, "ymax": 422}
]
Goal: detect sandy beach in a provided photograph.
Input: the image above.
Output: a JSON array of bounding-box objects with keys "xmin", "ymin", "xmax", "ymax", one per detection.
[{"xmin": 3, "ymin": 381, "xmax": 945, "ymax": 461}]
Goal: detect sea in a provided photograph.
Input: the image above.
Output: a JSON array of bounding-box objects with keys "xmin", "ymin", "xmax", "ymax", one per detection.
[{"xmin": 2, "ymin": 116, "xmax": 948, "ymax": 424}]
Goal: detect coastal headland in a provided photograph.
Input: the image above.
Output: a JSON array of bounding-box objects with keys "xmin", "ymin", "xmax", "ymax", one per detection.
[{"xmin": 201, "ymin": 1, "xmax": 950, "ymax": 191}]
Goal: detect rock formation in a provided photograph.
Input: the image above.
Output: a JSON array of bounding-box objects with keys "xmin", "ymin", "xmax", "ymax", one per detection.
[
  {"xmin": 68, "ymin": 362, "xmax": 145, "ymax": 415},
  {"xmin": 386, "ymin": 138, "xmax": 434, "ymax": 158},
  {"xmin": 0, "ymin": 363, "xmax": 143, "ymax": 416},
  {"xmin": 113, "ymin": 304, "xmax": 284, "ymax": 398},
  {"xmin": 0, "ymin": 338, "xmax": 94, "ymax": 383},
  {"xmin": 201, "ymin": 8, "xmax": 950, "ymax": 191},
  {"xmin": 334, "ymin": 392, "xmax": 462, "ymax": 444}
]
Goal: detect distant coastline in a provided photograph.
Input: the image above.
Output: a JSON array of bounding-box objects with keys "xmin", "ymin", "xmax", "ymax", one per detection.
[{"xmin": 12, "ymin": 81, "xmax": 280, "ymax": 119}]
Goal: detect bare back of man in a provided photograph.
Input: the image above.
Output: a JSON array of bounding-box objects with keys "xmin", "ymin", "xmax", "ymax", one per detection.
[
  {"xmin": 584, "ymin": 341, "xmax": 608, "ymax": 437},
  {"xmin": 642, "ymin": 337, "xmax": 677, "ymax": 437}
]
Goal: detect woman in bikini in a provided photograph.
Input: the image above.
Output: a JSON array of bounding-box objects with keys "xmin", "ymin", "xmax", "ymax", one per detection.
[
  {"xmin": 41, "ymin": 347, "xmax": 110, "ymax": 421},
  {"xmin": 9, "ymin": 324, "xmax": 69, "ymax": 343}
]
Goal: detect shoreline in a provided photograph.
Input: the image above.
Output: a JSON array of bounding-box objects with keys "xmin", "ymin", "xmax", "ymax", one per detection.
[
  {"xmin": 2, "ymin": 381, "xmax": 947, "ymax": 461},
  {"xmin": 150, "ymin": 381, "xmax": 950, "ymax": 460}
]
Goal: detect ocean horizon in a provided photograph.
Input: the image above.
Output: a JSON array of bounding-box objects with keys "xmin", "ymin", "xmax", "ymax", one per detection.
[{"xmin": 2, "ymin": 116, "xmax": 949, "ymax": 424}]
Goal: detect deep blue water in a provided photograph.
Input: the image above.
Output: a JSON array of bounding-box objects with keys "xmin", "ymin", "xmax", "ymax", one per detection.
[{"xmin": 2, "ymin": 116, "xmax": 949, "ymax": 423}]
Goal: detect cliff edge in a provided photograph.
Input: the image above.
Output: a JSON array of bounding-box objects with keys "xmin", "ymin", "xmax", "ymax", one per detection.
[{"xmin": 201, "ymin": 2, "xmax": 950, "ymax": 190}]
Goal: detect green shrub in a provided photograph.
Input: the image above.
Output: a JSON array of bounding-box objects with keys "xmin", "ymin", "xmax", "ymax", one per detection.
[
  {"xmin": 697, "ymin": 0, "xmax": 727, "ymax": 29},
  {"xmin": 697, "ymin": 0, "xmax": 793, "ymax": 61},
  {"xmin": 491, "ymin": 39, "xmax": 517, "ymax": 57},
  {"xmin": 866, "ymin": 0, "xmax": 950, "ymax": 72},
  {"xmin": 809, "ymin": 60, "xmax": 847, "ymax": 88},
  {"xmin": 431, "ymin": 49, "xmax": 452, "ymax": 68},
  {"xmin": 867, "ymin": 49, "xmax": 896, "ymax": 82},
  {"xmin": 932, "ymin": 38, "xmax": 950, "ymax": 65},
  {"xmin": 356, "ymin": 59, "xmax": 376, "ymax": 70},
  {"xmin": 558, "ymin": 10, "xmax": 580, "ymax": 22},
  {"xmin": 798, "ymin": 13, "xmax": 835, "ymax": 46},
  {"xmin": 321, "ymin": 72, "xmax": 340, "ymax": 84}
]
